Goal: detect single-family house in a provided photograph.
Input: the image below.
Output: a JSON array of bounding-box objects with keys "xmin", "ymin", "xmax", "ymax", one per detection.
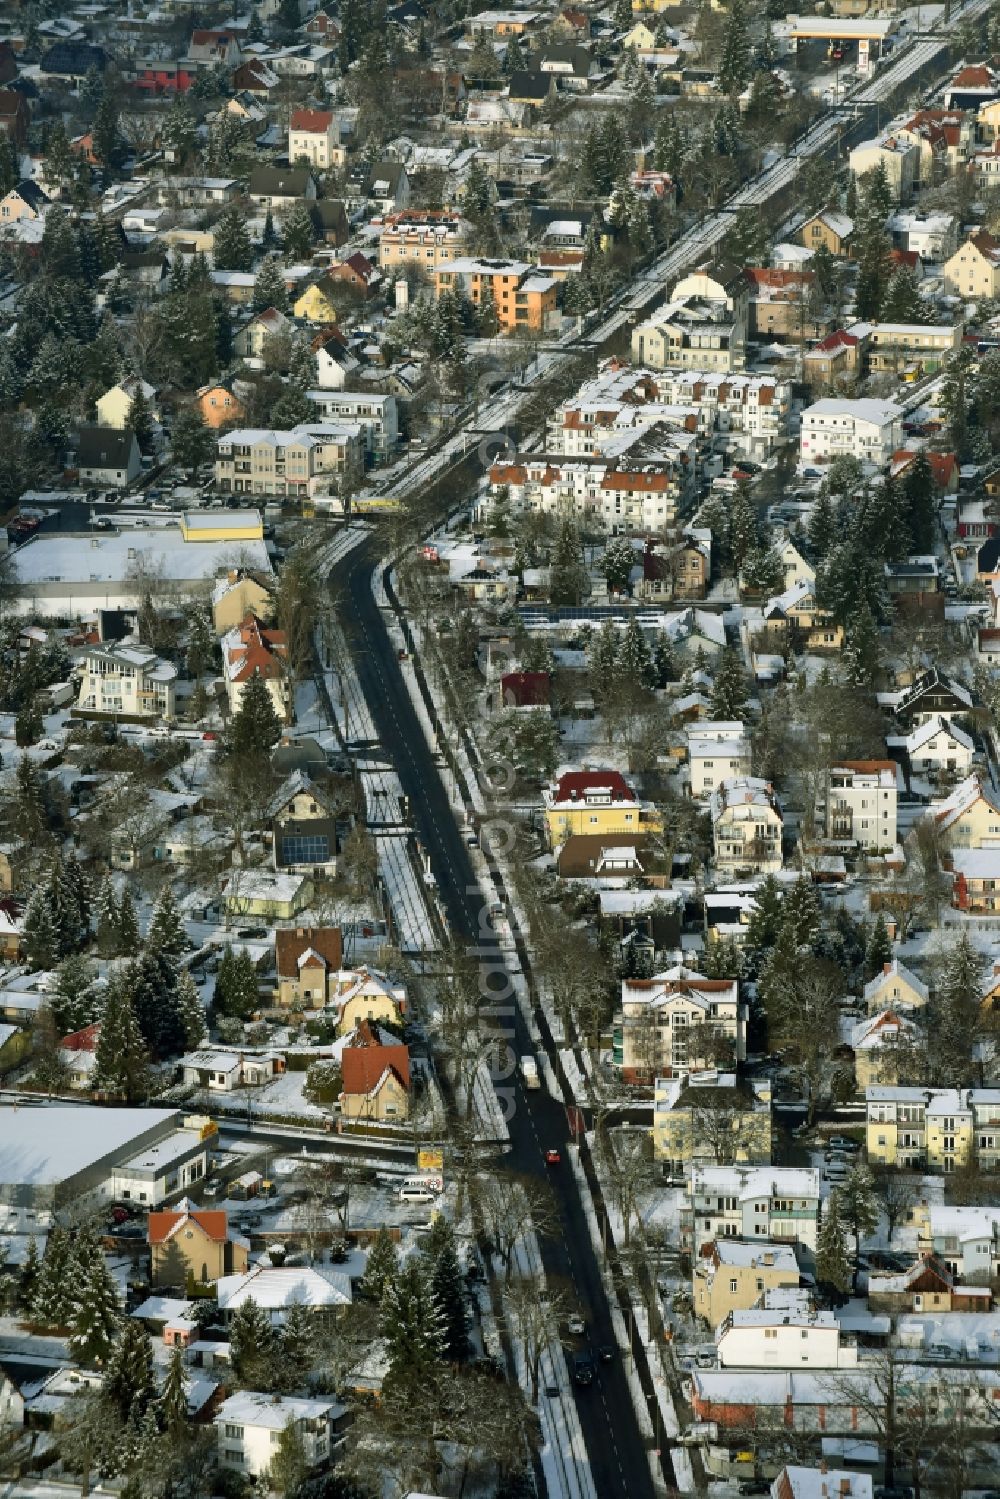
[
  {"xmin": 340, "ymin": 1020, "xmax": 410, "ymax": 1123},
  {"xmin": 863, "ymin": 959, "xmax": 928, "ymax": 1014},
  {"xmin": 76, "ymin": 426, "xmax": 141, "ymax": 490},
  {"xmin": 269, "ymin": 771, "xmax": 338, "ymax": 870},
  {"xmin": 149, "ymin": 1199, "xmax": 250, "ymax": 1287},
  {"xmin": 274, "ymin": 925, "xmax": 344, "ymax": 1008},
  {"xmin": 222, "ymin": 611, "xmax": 291, "ymax": 723}
]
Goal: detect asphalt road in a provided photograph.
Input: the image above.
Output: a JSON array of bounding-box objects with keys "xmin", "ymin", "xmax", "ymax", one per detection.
[{"xmin": 332, "ymin": 538, "xmax": 658, "ymax": 1499}]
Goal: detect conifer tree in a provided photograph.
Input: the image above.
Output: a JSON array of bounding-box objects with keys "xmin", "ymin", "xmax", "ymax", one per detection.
[
  {"xmin": 103, "ymin": 1318, "xmax": 157, "ymax": 1423},
  {"xmin": 281, "ymin": 201, "xmax": 316, "ymax": 262},
  {"xmin": 719, "ymin": 0, "xmax": 752, "ymax": 95},
  {"xmin": 360, "ymin": 1226, "xmax": 399, "ymax": 1304},
  {"xmin": 19, "ymin": 1236, "xmax": 41, "ymax": 1314},
  {"xmin": 901, "ymin": 451, "xmax": 936, "ymax": 554},
  {"xmin": 230, "ymin": 1296, "xmax": 274, "ymax": 1388},
  {"xmin": 214, "ymin": 944, "xmax": 260, "ymax": 1021},
  {"xmin": 212, "ymin": 203, "xmax": 253, "ymax": 271},
  {"xmin": 117, "ymin": 885, "xmax": 140, "ymax": 955},
  {"xmin": 69, "ymin": 1250, "xmax": 120, "ymax": 1365},
  {"xmin": 838, "ymin": 1163, "xmax": 879, "ymax": 1281},
  {"xmin": 381, "ymin": 1256, "xmax": 445, "ymax": 1388},
  {"xmin": 131, "ymin": 946, "xmax": 185, "ymax": 1059},
  {"xmin": 147, "ymin": 884, "xmax": 187, "ymax": 959},
  {"xmin": 96, "ymin": 879, "xmax": 120, "ymax": 958},
  {"xmin": 617, "ymin": 616, "xmax": 655, "ymax": 691},
  {"xmin": 865, "ymin": 912, "xmax": 893, "ymax": 979},
  {"xmin": 14, "ymin": 754, "xmax": 48, "ymax": 842},
  {"xmin": 176, "ymin": 969, "xmax": 207, "ymax": 1047},
  {"xmin": 228, "ymin": 670, "xmax": 283, "ymax": 761},
  {"xmin": 253, "ymin": 255, "xmax": 289, "ymax": 313},
  {"xmin": 32, "ymin": 1225, "xmax": 75, "ymax": 1328},
  {"xmin": 159, "ymin": 1344, "xmax": 189, "ymax": 1439},
  {"xmin": 51, "ymin": 954, "xmax": 100, "ymax": 1034},
  {"xmin": 23, "ymin": 886, "xmax": 59, "ymax": 971},
  {"xmin": 94, "ymin": 972, "xmax": 149, "ymax": 1102},
  {"xmin": 709, "ymin": 647, "xmax": 749, "ymax": 721},
  {"xmin": 278, "ymin": 1301, "xmax": 314, "ymax": 1389},
  {"xmin": 128, "ymin": 387, "xmax": 155, "ymax": 454},
  {"xmin": 424, "ymin": 1219, "xmax": 470, "ymax": 1361},
  {"xmin": 816, "ymin": 1190, "xmax": 851, "ymax": 1295}
]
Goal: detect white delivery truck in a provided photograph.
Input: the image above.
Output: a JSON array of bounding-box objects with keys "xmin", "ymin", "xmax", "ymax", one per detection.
[{"xmin": 521, "ymin": 1055, "xmax": 540, "ymax": 1089}]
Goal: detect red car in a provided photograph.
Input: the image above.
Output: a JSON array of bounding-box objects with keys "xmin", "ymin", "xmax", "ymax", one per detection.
[{"xmin": 545, "ymin": 1148, "xmax": 562, "ymax": 1166}]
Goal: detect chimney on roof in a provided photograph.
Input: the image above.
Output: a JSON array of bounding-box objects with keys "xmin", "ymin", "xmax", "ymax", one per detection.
[{"xmin": 884, "ymin": 962, "xmax": 891, "ymax": 975}]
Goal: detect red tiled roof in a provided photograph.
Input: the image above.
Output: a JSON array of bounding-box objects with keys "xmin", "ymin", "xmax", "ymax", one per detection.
[
  {"xmin": 226, "ymin": 611, "xmax": 288, "ymax": 683},
  {"xmin": 341, "ymin": 1028, "xmax": 410, "ymax": 1094},
  {"xmin": 501, "ymin": 670, "xmax": 550, "ymax": 706},
  {"xmin": 290, "ymin": 107, "xmax": 334, "ymax": 132},
  {"xmin": 552, "ymin": 769, "xmax": 635, "ymax": 803},
  {"xmin": 275, "ymin": 925, "xmax": 343, "ymax": 977},
  {"xmin": 148, "ymin": 1208, "xmax": 229, "ymax": 1244},
  {"xmin": 60, "ymin": 1023, "xmax": 100, "ymax": 1052}
]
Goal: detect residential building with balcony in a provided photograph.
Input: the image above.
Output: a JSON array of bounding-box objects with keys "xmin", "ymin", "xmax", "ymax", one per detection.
[
  {"xmin": 288, "ymin": 108, "xmax": 344, "ymax": 171},
  {"xmin": 216, "ymin": 1392, "xmax": 343, "ymax": 1478},
  {"xmin": 825, "ymin": 761, "xmax": 898, "ymax": 850},
  {"xmin": 915, "ymin": 1201, "xmax": 1000, "ymax": 1284},
  {"xmin": 799, "ymin": 398, "xmax": 903, "ymax": 467},
  {"xmin": 214, "ymin": 423, "xmax": 364, "ymax": 498},
  {"xmin": 549, "ymin": 364, "xmax": 789, "ymax": 461},
  {"xmin": 682, "ymin": 1165, "xmax": 821, "ymax": 1254},
  {"xmin": 688, "ymin": 721, "xmax": 751, "ymax": 799},
  {"xmin": 433, "ymin": 257, "xmax": 557, "ymax": 332},
  {"xmin": 302, "ymin": 391, "xmax": 398, "ymax": 456},
  {"xmin": 75, "ymin": 642, "xmax": 177, "ymax": 722},
  {"xmin": 710, "ymin": 777, "xmax": 783, "ymax": 875},
  {"xmin": 376, "ymin": 210, "xmax": 471, "ymax": 270},
  {"xmin": 865, "ymin": 1085, "xmax": 1000, "ymax": 1171},
  {"xmin": 618, "ymin": 966, "xmax": 745, "ymax": 1085},
  {"xmin": 715, "ymin": 1297, "xmax": 858, "ymax": 1369},
  {"xmin": 653, "ymin": 1070, "xmax": 771, "ymax": 1172}
]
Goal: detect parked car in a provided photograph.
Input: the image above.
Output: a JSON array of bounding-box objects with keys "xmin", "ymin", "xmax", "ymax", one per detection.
[
  {"xmin": 827, "ymin": 1135, "xmax": 860, "ymax": 1153},
  {"xmin": 545, "ymin": 1148, "xmax": 562, "ymax": 1166}
]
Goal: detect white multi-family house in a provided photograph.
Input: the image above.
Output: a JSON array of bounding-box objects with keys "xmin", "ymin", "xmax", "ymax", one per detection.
[
  {"xmin": 288, "ymin": 108, "xmax": 344, "ymax": 171},
  {"xmin": 915, "ymin": 1202, "xmax": 1000, "ymax": 1283},
  {"xmin": 799, "ymin": 398, "xmax": 903, "ymax": 468},
  {"xmin": 886, "ymin": 210, "xmax": 959, "ymax": 263},
  {"xmin": 848, "ymin": 135, "xmax": 919, "ymax": 201},
  {"xmin": 216, "ymin": 1392, "xmax": 343, "ymax": 1477},
  {"xmin": 715, "ymin": 1296, "xmax": 858, "ymax": 1369},
  {"xmin": 75, "ymin": 642, "xmax": 177, "ymax": 721},
  {"xmin": 682, "ymin": 1165, "xmax": 821, "ymax": 1253},
  {"xmin": 825, "ymin": 761, "xmax": 898, "ymax": 850},
  {"xmin": 710, "ymin": 777, "xmax": 783, "ymax": 875},
  {"xmin": 688, "ymin": 722, "xmax": 752, "ymax": 799},
  {"xmin": 618, "ymin": 966, "xmax": 746, "ymax": 1085}
]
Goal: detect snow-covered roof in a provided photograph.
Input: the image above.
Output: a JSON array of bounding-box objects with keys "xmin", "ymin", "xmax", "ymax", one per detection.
[
  {"xmin": 13, "ymin": 528, "xmax": 273, "ymax": 588},
  {"xmin": 217, "ymin": 1263, "xmax": 352, "ymax": 1311},
  {"xmin": 0, "ymin": 1106, "xmax": 181, "ymax": 1186},
  {"xmin": 215, "ymin": 1391, "xmax": 344, "ymax": 1430},
  {"xmin": 863, "ymin": 959, "xmax": 928, "ymax": 1005}
]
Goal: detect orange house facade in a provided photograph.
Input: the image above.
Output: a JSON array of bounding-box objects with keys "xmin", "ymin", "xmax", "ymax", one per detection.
[
  {"xmin": 433, "ymin": 258, "xmax": 558, "ymax": 333},
  {"xmin": 197, "ymin": 382, "xmax": 246, "ymax": 430}
]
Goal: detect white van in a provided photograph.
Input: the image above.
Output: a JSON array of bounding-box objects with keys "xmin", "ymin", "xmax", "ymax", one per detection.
[{"xmin": 399, "ymin": 1184, "xmax": 438, "ymax": 1203}]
